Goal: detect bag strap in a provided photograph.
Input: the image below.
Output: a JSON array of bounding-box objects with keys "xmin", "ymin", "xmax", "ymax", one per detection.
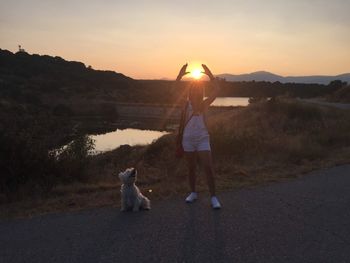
[{"xmin": 183, "ymin": 112, "xmax": 194, "ymax": 129}]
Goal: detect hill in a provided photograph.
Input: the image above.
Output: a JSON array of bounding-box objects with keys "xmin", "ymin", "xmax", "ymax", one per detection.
[
  {"xmin": 0, "ymin": 48, "xmax": 345, "ymax": 114},
  {"xmin": 0, "ymin": 49, "xmax": 134, "ymax": 104},
  {"xmin": 217, "ymin": 71, "xmax": 350, "ymax": 84}
]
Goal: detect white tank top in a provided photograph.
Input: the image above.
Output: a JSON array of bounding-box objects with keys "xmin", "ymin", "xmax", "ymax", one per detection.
[{"xmin": 183, "ymin": 102, "xmax": 209, "ymax": 138}]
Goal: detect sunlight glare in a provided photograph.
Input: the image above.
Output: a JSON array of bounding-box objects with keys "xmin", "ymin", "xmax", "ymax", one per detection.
[{"xmin": 191, "ymin": 69, "xmax": 202, "ymax": 79}]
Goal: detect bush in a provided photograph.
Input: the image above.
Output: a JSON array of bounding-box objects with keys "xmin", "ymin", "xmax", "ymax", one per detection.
[
  {"xmin": 53, "ymin": 104, "xmax": 73, "ymax": 116},
  {"xmin": 56, "ymin": 135, "xmax": 95, "ymax": 182},
  {"xmin": 0, "ymin": 111, "xmax": 95, "ymax": 201},
  {"xmin": 327, "ymin": 85, "xmax": 350, "ymax": 103},
  {"xmin": 0, "ymin": 129, "xmax": 59, "ymax": 200},
  {"xmin": 248, "ymin": 96, "xmax": 269, "ymax": 104}
]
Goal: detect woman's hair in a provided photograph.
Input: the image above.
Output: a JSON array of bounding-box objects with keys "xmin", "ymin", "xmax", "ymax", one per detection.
[
  {"xmin": 188, "ymin": 81, "xmax": 204, "ymax": 101},
  {"xmin": 187, "ymin": 81, "xmax": 205, "ymax": 113}
]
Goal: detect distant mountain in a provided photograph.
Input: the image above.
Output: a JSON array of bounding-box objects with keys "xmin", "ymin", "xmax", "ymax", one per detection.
[{"xmin": 217, "ymin": 71, "xmax": 350, "ymax": 85}]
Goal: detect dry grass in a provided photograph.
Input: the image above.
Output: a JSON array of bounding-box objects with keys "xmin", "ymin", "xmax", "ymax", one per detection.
[
  {"xmin": 327, "ymin": 85, "xmax": 350, "ymax": 103},
  {"xmin": 2, "ymin": 99, "xmax": 350, "ymax": 219}
]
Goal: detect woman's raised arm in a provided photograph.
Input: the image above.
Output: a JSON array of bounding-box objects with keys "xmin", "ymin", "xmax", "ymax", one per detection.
[
  {"xmin": 176, "ymin": 63, "xmax": 190, "ymax": 81},
  {"xmin": 202, "ymin": 64, "xmax": 220, "ymax": 109}
]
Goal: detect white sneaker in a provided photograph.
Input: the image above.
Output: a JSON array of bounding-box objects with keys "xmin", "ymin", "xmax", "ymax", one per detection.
[
  {"xmin": 211, "ymin": 196, "xmax": 221, "ymax": 209},
  {"xmin": 185, "ymin": 192, "xmax": 198, "ymax": 203}
]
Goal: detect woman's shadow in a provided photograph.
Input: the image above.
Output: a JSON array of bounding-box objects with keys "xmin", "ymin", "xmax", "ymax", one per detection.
[{"xmin": 179, "ymin": 203, "xmax": 226, "ymax": 262}]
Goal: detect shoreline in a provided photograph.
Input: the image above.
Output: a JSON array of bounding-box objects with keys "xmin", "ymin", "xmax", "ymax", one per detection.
[{"xmin": 2, "ymin": 99, "xmax": 350, "ymax": 219}]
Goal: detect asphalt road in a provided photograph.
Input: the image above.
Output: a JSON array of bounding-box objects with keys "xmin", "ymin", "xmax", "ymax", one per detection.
[{"xmin": 1, "ymin": 165, "xmax": 350, "ymax": 263}]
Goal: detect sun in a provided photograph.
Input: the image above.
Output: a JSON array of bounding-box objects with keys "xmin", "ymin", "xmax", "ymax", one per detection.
[{"xmin": 191, "ymin": 69, "xmax": 202, "ymax": 79}]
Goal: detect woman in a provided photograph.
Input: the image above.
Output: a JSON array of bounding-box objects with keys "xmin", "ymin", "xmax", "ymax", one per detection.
[{"xmin": 176, "ymin": 63, "xmax": 221, "ymax": 209}]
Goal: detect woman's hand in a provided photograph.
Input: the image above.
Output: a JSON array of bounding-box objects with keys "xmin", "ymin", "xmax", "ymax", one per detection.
[
  {"xmin": 202, "ymin": 64, "xmax": 219, "ymax": 109},
  {"xmin": 176, "ymin": 63, "xmax": 190, "ymax": 81},
  {"xmin": 201, "ymin": 64, "xmax": 215, "ymax": 81}
]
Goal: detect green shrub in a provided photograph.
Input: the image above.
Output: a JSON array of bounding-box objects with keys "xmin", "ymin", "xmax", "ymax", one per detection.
[
  {"xmin": 0, "ymin": 112, "xmax": 96, "ymax": 201},
  {"xmin": 55, "ymin": 135, "xmax": 95, "ymax": 182},
  {"xmin": 0, "ymin": 129, "xmax": 58, "ymax": 200},
  {"xmin": 53, "ymin": 104, "xmax": 73, "ymax": 116}
]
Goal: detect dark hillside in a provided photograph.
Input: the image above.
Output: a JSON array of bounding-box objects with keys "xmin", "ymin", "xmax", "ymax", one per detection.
[
  {"xmin": 0, "ymin": 49, "xmax": 341, "ymax": 108},
  {"xmin": 0, "ymin": 49, "xmax": 134, "ymax": 105}
]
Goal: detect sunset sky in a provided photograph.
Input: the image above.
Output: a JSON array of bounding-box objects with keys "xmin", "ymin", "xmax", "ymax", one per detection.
[{"xmin": 1, "ymin": 0, "xmax": 350, "ymax": 79}]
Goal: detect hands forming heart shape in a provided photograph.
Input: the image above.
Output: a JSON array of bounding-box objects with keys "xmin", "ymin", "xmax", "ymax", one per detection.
[{"xmin": 176, "ymin": 63, "xmax": 215, "ymax": 81}]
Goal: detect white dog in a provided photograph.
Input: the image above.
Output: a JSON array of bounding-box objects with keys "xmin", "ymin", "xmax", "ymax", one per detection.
[{"xmin": 118, "ymin": 168, "xmax": 151, "ymax": 212}]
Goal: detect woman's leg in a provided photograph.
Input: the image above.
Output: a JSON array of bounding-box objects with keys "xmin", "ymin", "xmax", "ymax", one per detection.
[
  {"xmin": 185, "ymin": 152, "xmax": 197, "ymax": 192},
  {"xmin": 197, "ymin": 151, "xmax": 216, "ymax": 196}
]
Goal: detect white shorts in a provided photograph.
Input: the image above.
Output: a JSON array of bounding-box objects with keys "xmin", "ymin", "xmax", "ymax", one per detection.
[{"xmin": 182, "ymin": 135, "xmax": 211, "ymax": 152}]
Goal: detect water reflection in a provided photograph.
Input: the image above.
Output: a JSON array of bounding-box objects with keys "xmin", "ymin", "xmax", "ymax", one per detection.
[
  {"xmin": 91, "ymin": 128, "xmax": 168, "ymax": 152},
  {"xmin": 84, "ymin": 98, "xmax": 249, "ymax": 152},
  {"xmin": 211, "ymin": 97, "xmax": 249, "ymax": 107}
]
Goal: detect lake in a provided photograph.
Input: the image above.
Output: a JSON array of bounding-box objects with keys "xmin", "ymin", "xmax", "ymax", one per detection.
[
  {"xmin": 90, "ymin": 97, "xmax": 249, "ymax": 152},
  {"xmin": 210, "ymin": 97, "xmax": 249, "ymax": 107},
  {"xmin": 91, "ymin": 128, "xmax": 168, "ymax": 152}
]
